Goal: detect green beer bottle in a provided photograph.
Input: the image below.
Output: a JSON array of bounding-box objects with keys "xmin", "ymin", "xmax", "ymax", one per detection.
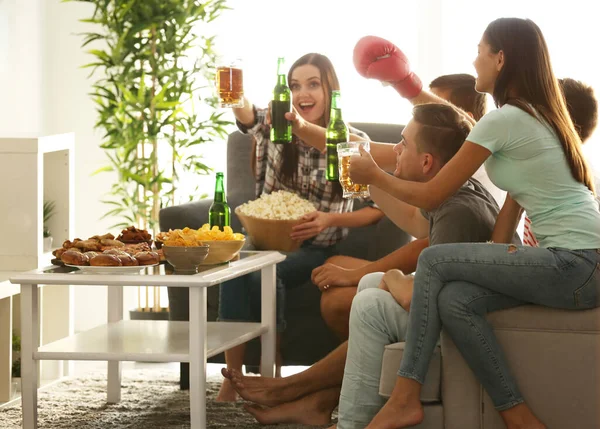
[
  {"xmin": 208, "ymin": 172, "xmax": 231, "ymax": 229},
  {"xmin": 325, "ymin": 90, "xmax": 348, "ymax": 181},
  {"xmin": 270, "ymin": 57, "xmax": 292, "ymax": 144}
]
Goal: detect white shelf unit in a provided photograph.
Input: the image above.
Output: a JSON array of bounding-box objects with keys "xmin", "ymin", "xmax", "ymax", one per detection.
[{"xmin": 0, "ymin": 133, "xmax": 75, "ymax": 404}]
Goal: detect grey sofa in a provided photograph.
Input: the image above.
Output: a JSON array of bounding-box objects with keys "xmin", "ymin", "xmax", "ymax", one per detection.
[
  {"xmin": 159, "ymin": 122, "xmax": 411, "ymax": 388},
  {"xmin": 379, "ymin": 288, "xmax": 600, "ymax": 428}
]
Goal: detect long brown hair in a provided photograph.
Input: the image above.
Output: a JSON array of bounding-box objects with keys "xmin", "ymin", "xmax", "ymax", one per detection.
[
  {"xmin": 484, "ymin": 18, "xmax": 595, "ymax": 194},
  {"xmin": 283, "ymin": 54, "xmax": 340, "ymax": 190},
  {"xmin": 252, "ymin": 53, "xmax": 343, "ymax": 197}
]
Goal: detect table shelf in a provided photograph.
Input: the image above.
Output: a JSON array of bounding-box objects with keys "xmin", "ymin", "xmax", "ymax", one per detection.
[{"xmin": 35, "ymin": 320, "xmax": 266, "ymax": 362}]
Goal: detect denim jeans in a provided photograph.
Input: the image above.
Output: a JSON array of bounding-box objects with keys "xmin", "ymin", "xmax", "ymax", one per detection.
[
  {"xmin": 399, "ymin": 243, "xmax": 600, "ymax": 411},
  {"xmin": 218, "ymin": 243, "xmax": 336, "ymax": 331},
  {"xmin": 337, "ymin": 272, "xmax": 410, "ymax": 429}
]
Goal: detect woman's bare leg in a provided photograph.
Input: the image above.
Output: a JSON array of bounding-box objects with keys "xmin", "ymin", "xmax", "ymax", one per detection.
[
  {"xmin": 216, "ymin": 343, "xmax": 246, "ymax": 402},
  {"xmin": 365, "ymin": 377, "xmax": 424, "ymax": 429},
  {"xmin": 320, "ymin": 287, "xmax": 357, "ymax": 340}
]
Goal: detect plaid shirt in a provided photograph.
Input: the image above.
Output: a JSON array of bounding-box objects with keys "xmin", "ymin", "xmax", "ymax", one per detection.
[{"xmin": 237, "ymin": 106, "xmax": 370, "ymax": 247}]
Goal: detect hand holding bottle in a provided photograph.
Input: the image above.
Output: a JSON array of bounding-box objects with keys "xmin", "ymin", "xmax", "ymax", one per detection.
[
  {"xmin": 266, "ymin": 103, "xmax": 306, "ymax": 132},
  {"xmin": 271, "ymin": 57, "xmax": 292, "ymax": 144}
]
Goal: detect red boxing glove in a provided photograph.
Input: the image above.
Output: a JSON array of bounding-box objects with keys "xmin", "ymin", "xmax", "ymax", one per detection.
[{"xmin": 353, "ymin": 35, "xmax": 422, "ymax": 99}]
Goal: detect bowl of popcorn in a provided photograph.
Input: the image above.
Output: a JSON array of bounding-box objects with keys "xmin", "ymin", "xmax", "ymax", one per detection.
[
  {"xmin": 161, "ymin": 225, "xmax": 245, "ymax": 269},
  {"xmin": 235, "ymin": 190, "xmax": 317, "ymax": 252}
]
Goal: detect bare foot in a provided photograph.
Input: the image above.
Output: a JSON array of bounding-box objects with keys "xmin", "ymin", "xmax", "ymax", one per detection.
[
  {"xmin": 365, "ymin": 376, "xmax": 424, "ymax": 429},
  {"xmin": 382, "ymin": 269, "xmax": 414, "ymax": 312},
  {"xmin": 365, "ymin": 398, "xmax": 424, "ymax": 429},
  {"xmin": 243, "ymin": 387, "xmax": 340, "ymax": 426},
  {"xmin": 221, "ymin": 367, "xmax": 300, "ymax": 407},
  {"xmin": 215, "ymin": 378, "xmax": 238, "ymax": 402},
  {"xmin": 501, "ymin": 403, "xmax": 547, "ymax": 429}
]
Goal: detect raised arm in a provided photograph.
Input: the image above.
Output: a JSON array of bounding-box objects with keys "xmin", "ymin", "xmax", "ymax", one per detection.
[
  {"xmin": 353, "ymin": 35, "xmax": 476, "ymax": 127},
  {"xmin": 232, "ymin": 97, "xmax": 256, "ymax": 127},
  {"xmin": 286, "ymin": 111, "xmax": 398, "ymax": 172},
  {"xmin": 350, "ymin": 141, "xmax": 491, "ymax": 211}
]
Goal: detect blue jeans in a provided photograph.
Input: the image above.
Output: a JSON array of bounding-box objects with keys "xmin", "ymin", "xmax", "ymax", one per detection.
[
  {"xmin": 337, "ymin": 272, "xmax": 410, "ymax": 429},
  {"xmin": 399, "ymin": 244, "xmax": 600, "ymax": 410},
  {"xmin": 218, "ymin": 244, "xmax": 336, "ymax": 331}
]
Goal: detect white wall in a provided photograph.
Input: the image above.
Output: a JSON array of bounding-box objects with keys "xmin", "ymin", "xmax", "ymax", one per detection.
[
  {"xmin": 42, "ymin": 0, "xmax": 113, "ymax": 332},
  {"xmin": 0, "ymin": 0, "xmax": 43, "ymax": 136},
  {"xmin": 0, "ymin": 0, "xmax": 137, "ymax": 332}
]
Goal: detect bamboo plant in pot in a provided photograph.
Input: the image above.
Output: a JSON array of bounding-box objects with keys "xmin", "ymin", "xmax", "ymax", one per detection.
[{"xmin": 67, "ymin": 0, "xmax": 233, "ymax": 319}]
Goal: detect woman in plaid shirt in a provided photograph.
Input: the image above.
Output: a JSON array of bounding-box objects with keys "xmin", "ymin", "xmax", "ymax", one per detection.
[{"xmin": 217, "ymin": 53, "xmax": 384, "ymax": 401}]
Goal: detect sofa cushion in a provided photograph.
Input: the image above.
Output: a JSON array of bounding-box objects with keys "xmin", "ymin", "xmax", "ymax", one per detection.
[
  {"xmin": 380, "ymin": 342, "xmax": 441, "ymax": 402},
  {"xmin": 488, "ymin": 305, "xmax": 600, "ymax": 332}
]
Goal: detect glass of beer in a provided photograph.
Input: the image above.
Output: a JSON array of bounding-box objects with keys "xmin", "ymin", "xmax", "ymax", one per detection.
[
  {"xmin": 337, "ymin": 141, "xmax": 371, "ymax": 199},
  {"xmin": 216, "ymin": 58, "xmax": 244, "ymax": 108}
]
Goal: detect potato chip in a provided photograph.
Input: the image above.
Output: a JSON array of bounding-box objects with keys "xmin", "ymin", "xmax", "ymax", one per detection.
[{"xmin": 161, "ymin": 224, "xmax": 244, "ymax": 247}]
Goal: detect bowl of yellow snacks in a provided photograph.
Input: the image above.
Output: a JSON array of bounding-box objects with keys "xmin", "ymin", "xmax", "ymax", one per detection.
[{"xmin": 161, "ymin": 225, "xmax": 245, "ymax": 267}]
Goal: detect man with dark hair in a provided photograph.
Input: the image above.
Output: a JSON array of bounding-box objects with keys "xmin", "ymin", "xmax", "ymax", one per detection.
[
  {"xmin": 221, "ymin": 103, "xmax": 516, "ymax": 426},
  {"xmin": 560, "ymin": 78, "xmax": 598, "ymax": 143},
  {"xmin": 429, "ymin": 73, "xmax": 487, "ymax": 121},
  {"xmin": 315, "ymin": 74, "xmax": 501, "ymax": 341}
]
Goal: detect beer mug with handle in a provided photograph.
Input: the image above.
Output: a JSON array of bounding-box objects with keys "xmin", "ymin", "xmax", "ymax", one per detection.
[
  {"xmin": 216, "ymin": 58, "xmax": 244, "ymax": 108},
  {"xmin": 337, "ymin": 141, "xmax": 370, "ymax": 198}
]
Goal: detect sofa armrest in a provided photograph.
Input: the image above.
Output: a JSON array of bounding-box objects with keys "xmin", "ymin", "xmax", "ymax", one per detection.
[
  {"xmin": 440, "ymin": 330, "xmax": 482, "ymax": 429},
  {"xmin": 158, "ymin": 200, "xmax": 212, "ymax": 232}
]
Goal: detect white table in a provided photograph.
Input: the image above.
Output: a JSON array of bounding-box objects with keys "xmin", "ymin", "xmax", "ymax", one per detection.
[{"xmin": 10, "ymin": 250, "xmax": 286, "ymax": 429}]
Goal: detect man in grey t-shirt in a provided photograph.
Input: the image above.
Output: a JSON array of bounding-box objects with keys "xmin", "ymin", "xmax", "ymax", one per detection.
[
  {"xmin": 222, "ymin": 104, "xmax": 518, "ymax": 427},
  {"xmin": 424, "ymin": 177, "xmax": 520, "ymax": 247}
]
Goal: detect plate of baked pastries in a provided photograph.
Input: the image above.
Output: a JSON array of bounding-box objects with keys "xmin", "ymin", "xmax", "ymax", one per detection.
[
  {"xmin": 53, "ymin": 230, "xmax": 161, "ymax": 273},
  {"xmin": 63, "ymin": 249, "xmax": 159, "ymax": 273}
]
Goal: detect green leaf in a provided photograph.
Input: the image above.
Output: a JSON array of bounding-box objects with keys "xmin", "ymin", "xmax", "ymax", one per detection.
[
  {"xmin": 92, "ymin": 165, "xmax": 114, "ymax": 175},
  {"xmin": 73, "ymin": 0, "xmax": 234, "ymax": 231}
]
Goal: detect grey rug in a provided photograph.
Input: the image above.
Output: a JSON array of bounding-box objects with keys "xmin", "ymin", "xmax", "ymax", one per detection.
[{"xmin": 0, "ymin": 370, "xmax": 332, "ymax": 429}]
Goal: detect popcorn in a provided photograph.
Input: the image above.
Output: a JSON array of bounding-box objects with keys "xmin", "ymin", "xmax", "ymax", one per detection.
[{"xmin": 237, "ymin": 191, "xmax": 316, "ymax": 220}]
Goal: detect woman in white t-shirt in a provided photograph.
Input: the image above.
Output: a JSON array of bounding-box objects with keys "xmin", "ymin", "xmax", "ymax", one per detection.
[{"xmin": 349, "ymin": 18, "xmax": 600, "ymax": 429}]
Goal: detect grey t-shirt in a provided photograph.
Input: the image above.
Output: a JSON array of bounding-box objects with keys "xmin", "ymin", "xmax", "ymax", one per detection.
[{"xmin": 421, "ymin": 178, "xmax": 521, "ymax": 246}]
